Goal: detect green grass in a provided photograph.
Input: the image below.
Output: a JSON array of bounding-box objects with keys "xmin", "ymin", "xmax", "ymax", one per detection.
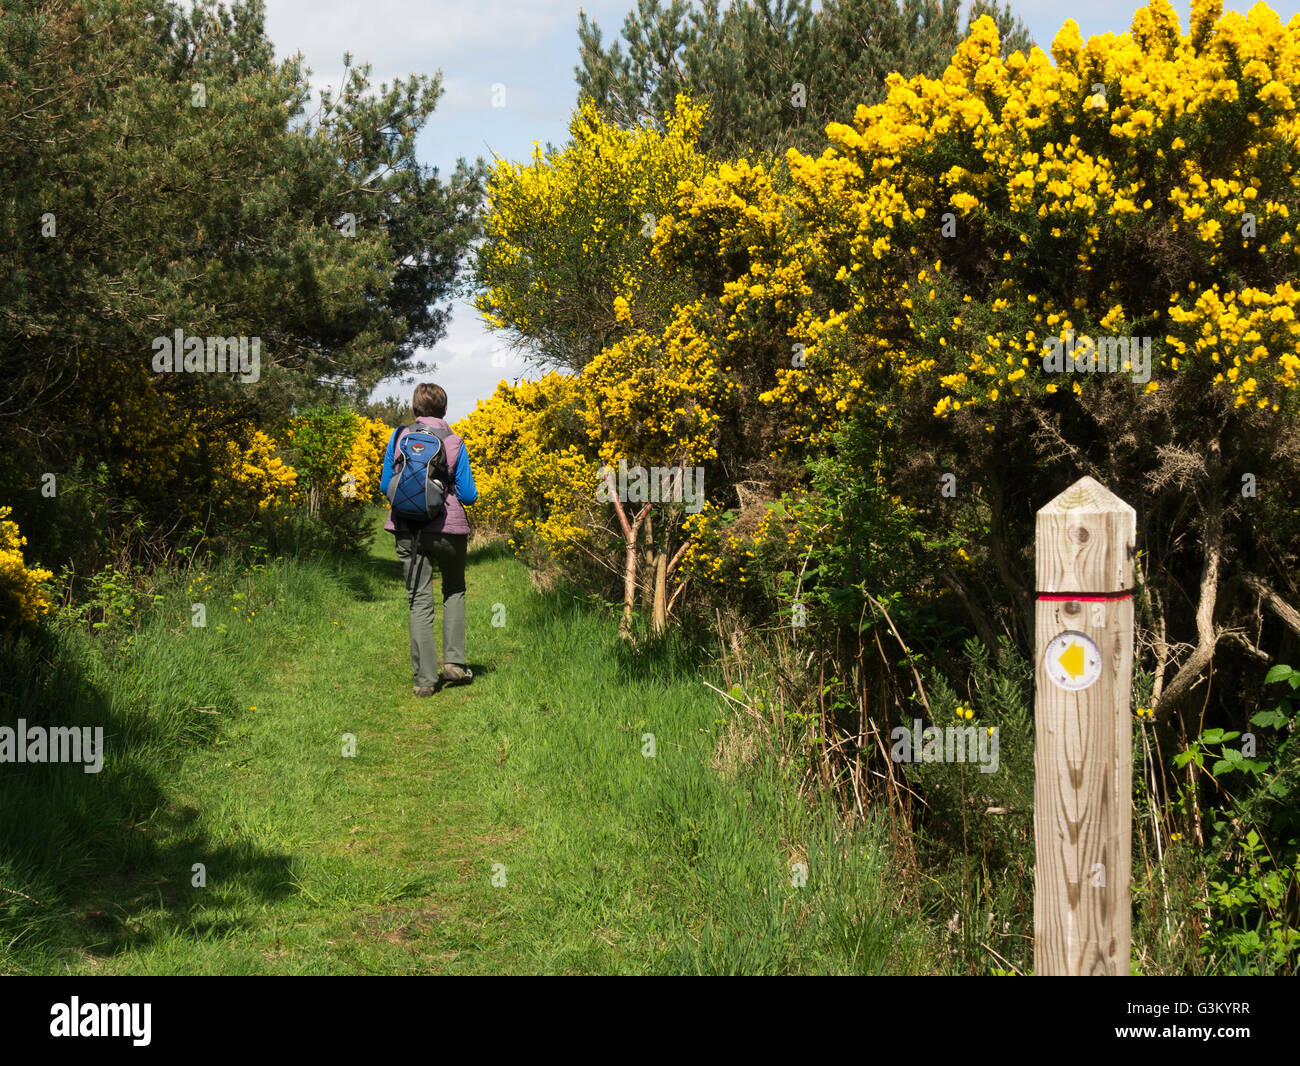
[{"xmin": 0, "ymin": 511, "xmax": 939, "ymax": 974}]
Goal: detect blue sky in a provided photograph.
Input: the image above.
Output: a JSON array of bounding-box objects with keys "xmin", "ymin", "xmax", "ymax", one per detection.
[{"xmin": 261, "ymin": 0, "xmax": 1300, "ymax": 422}]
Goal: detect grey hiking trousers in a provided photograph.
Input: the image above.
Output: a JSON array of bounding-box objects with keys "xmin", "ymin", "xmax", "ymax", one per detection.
[{"xmin": 394, "ymin": 529, "xmax": 468, "ymax": 688}]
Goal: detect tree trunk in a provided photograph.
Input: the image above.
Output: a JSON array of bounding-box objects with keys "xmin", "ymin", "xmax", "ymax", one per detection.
[
  {"xmin": 652, "ymin": 549, "xmax": 667, "ymax": 634},
  {"xmin": 641, "ymin": 511, "xmax": 655, "ymax": 612},
  {"xmin": 619, "ymin": 503, "xmax": 651, "ymax": 640}
]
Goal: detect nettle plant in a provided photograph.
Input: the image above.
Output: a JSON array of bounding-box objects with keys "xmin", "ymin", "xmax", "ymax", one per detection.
[{"xmin": 1175, "ymin": 664, "xmax": 1300, "ymax": 973}]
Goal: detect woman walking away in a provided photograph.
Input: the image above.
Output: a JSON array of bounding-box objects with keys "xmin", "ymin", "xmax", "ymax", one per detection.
[{"xmin": 381, "ymin": 383, "xmax": 479, "ymax": 697}]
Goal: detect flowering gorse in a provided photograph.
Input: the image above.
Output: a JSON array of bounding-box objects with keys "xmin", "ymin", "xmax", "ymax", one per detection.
[
  {"xmin": 755, "ymin": 0, "xmax": 1300, "ymax": 421},
  {"xmin": 212, "ymin": 428, "xmax": 300, "ymax": 516},
  {"xmin": 0, "ymin": 506, "xmax": 53, "ymax": 627}
]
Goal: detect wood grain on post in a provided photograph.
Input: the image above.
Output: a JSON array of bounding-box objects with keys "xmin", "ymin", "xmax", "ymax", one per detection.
[{"xmin": 1034, "ymin": 476, "xmax": 1135, "ymax": 975}]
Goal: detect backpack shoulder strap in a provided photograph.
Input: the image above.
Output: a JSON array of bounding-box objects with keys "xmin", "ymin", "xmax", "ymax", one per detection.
[
  {"xmin": 390, "ymin": 423, "xmax": 414, "ymax": 453},
  {"xmin": 424, "ymin": 424, "xmax": 455, "ymax": 491}
]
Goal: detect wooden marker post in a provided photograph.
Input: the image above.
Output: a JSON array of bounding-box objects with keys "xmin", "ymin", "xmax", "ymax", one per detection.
[{"xmin": 1034, "ymin": 476, "xmax": 1135, "ymax": 975}]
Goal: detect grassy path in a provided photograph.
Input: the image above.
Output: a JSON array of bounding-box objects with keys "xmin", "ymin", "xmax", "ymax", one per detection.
[{"xmin": 28, "ymin": 519, "xmax": 937, "ymax": 975}]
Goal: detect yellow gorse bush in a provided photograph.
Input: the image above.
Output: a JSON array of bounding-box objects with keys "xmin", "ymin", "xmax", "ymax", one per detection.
[
  {"xmin": 0, "ymin": 506, "xmax": 53, "ymax": 627},
  {"xmin": 284, "ymin": 408, "xmax": 393, "ymax": 512},
  {"xmin": 206, "ymin": 410, "xmax": 389, "ymax": 525},
  {"xmin": 455, "ymin": 372, "xmax": 599, "ymax": 561},
  {"xmin": 662, "ymin": 0, "xmax": 1300, "ymax": 432},
  {"xmin": 457, "ymin": 304, "xmax": 737, "ymax": 565},
  {"xmin": 467, "ymin": 96, "xmax": 738, "ymax": 571},
  {"xmin": 341, "ymin": 417, "xmax": 392, "ymax": 503},
  {"xmin": 475, "ymin": 94, "xmax": 710, "ymax": 368},
  {"xmin": 471, "ymin": 0, "xmax": 1300, "ymax": 626},
  {"xmin": 579, "ymin": 301, "xmax": 736, "ymax": 468},
  {"xmin": 678, "ymin": 502, "xmax": 791, "ymax": 589},
  {"xmin": 213, "ymin": 428, "xmax": 300, "ymax": 514}
]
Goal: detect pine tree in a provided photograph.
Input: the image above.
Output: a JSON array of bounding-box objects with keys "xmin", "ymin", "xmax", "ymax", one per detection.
[
  {"xmin": 0, "ymin": 0, "xmax": 482, "ymax": 513},
  {"xmin": 0, "ymin": 0, "xmax": 482, "ymax": 436}
]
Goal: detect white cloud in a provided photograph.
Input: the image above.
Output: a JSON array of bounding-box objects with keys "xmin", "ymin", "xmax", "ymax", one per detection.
[{"xmin": 372, "ymin": 300, "xmax": 539, "ymax": 423}]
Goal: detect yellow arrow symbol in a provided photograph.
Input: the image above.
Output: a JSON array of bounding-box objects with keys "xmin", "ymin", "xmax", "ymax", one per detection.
[{"xmin": 1058, "ymin": 640, "xmax": 1086, "ymax": 679}]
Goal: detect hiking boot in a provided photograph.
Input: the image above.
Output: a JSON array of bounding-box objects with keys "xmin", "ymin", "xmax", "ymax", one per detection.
[
  {"xmin": 440, "ymin": 663, "xmax": 473, "ymax": 686},
  {"xmin": 413, "ymin": 684, "xmax": 437, "ymax": 698}
]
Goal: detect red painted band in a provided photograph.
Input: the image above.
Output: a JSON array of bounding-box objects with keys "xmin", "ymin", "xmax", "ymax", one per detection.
[{"xmin": 1037, "ymin": 592, "xmax": 1132, "ymax": 602}]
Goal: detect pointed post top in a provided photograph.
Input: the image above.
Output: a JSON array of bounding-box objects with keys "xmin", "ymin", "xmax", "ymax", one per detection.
[
  {"xmin": 1036, "ymin": 476, "xmax": 1135, "ymax": 593},
  {"xmin": 1038, "ymin": 476, "xmax": 1136, "ymax": 519}
]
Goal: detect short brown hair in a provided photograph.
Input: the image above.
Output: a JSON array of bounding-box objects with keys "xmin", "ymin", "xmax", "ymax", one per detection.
[{"xmin": 413, "ymin": 383, "xmax": 447, "ymax": 418}]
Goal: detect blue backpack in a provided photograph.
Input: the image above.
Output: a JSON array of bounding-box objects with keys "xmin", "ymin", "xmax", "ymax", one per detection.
[{"xmin": 385, "ymin": 424, "xmax": 454, "ymax": 526}]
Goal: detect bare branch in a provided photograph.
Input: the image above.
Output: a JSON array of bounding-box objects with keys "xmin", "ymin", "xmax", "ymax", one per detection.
[
  {"xmin": 1155, "ymin": 486, "xmax": 1223, "ymax": 716},
  {"xmin": 1239, "ymin": 573, "xmax": 1300, "ymax": 642}
]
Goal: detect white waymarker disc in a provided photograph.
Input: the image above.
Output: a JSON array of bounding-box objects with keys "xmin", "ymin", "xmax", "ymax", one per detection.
[{"xmin": 1044, "ymin": 630, "xmax": 1102, "ymax": 691}]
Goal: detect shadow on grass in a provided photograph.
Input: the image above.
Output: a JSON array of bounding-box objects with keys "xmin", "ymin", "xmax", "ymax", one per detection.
[
  {"xmin": 466, "ymin": 537, "xmax": 513, "ymax": 566},
  {"xmin": 340, "ymin": 552, "xmax": 405, "ymax": 601},
  {"xmin": 519, "ymin": 582, "xmax": 710, "ymax": 685},
  {"xmin": 72, "ymin": 836, "xmax": 298, "ymax": 959},
  {"xmin": 0, "ymin": 625, "xmax": 298, "ymax": 970},
  {"xmin": 611, "ymin": 625, "xmax": 712, "ymax": 684}
]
